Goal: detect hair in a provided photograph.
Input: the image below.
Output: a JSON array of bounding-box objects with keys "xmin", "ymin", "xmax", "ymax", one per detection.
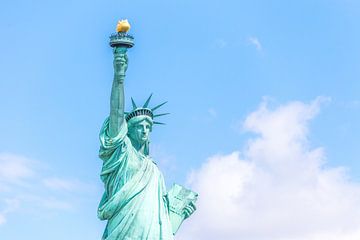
[{"xmin": 127, "ymin": 115, "xmax": 153, "ymax": 130}]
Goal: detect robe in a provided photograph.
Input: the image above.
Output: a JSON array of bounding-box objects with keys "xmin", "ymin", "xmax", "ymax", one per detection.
[{"xmin": 98, "ymin": 118, "xmax": 174, "ymax": 240}]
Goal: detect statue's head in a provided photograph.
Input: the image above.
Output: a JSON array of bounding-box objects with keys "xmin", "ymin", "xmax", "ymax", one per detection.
[
  {"xmin": 127, "ymin": 116, "xmax": 153, "ymax": 147},
  {"xmin": 125, "ymin": 94, "xmax": 169, "ymax": 155}
]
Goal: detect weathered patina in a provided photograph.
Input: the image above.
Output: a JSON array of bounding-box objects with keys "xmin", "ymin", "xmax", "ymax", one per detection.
[{"xmin": 97, "ymin": 21, "xmax": 197, "ymax": 240}]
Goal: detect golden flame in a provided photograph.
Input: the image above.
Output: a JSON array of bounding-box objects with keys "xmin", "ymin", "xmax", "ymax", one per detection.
[{"xmin": 116, "ymin": 19, "xmax": 131, "ymax": 33}]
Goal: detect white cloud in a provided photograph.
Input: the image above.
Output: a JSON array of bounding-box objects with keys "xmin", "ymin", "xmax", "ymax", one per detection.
[
  {"xmin": 248, "ymin": 36, "xmax": 262, "ymax": 51},
  {"xmin": 177, "ymin": 97, "xmax": 360, "ymax": 240},
  {"xmin": 0, "ymin": 153, "xmax": 35, "ymax": 184},
  {"xmin": 0, "ymin": 153, "xmax": 94, "ymax": 225},
  {"xmin": 0, "ymin": 214, "xmax": 5, "ymax": 224},
  {"xmin": 18, "ymin": 194, "xmax": 73, "ymax": 210},
  {"xmin": 0, "ymin": 198, "xmax": 20, "ymax": 225},
  {"xmin": 43, "ymin": 177, "xmax": 79, "ymax": 191},
  {"xmin": 42, "ymin": 177, "xmax": 93, "ymax": 192}
]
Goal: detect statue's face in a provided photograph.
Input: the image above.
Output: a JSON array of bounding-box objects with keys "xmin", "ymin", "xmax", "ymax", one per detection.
[{"xmin": 130, "ymin": 119, "xmax": 152, "ymax": 144}]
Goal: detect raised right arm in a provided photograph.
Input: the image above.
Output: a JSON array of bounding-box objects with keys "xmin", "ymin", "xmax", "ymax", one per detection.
[{"xmin": 109, "ymin": 47, "xmax": 128, "ymax": 138}]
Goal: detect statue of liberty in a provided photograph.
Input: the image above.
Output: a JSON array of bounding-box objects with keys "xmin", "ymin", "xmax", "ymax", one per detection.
[{"xmin": 97, "ymin": 20, "xmax": 198, "ymax": 240}]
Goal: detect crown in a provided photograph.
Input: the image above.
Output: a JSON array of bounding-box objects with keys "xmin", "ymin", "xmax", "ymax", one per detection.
[{"xmin": 125, "ymin": 94, "xmax": 169, "ymax": 125}]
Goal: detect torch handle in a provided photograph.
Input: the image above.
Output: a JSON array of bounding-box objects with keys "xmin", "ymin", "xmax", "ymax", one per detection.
[{"xmin": 113, "ymin": 47, "xmax": 128, "ymax": 82}]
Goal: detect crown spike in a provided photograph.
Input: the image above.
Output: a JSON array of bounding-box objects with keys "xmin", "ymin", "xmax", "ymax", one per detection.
[
  {"xmin": 151, "ymin": 101, "xmax": 168, "ymax": 111},
  {"xmin": 153, "ymin": 113, "xmax": 170, "ymax": 118},
  {"xmin": 153, "ymin": 121, "xmax": 166, "ymax": 125},
  {"xmin": 126, "ymin": 97, "xmax": 168, "ymax": 125},
  {"xmin": 131, "ymin": 97, "xmax": 137, "ymax": 110},
  {"xmin": 143, "ymin": 93, "xmax": 153, "ymax": 108}
]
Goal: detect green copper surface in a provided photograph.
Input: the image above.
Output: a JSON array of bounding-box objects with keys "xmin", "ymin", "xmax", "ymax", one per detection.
[{"xmin": 98, "ymin": 30, "xmax": 197, "ymax": 240}]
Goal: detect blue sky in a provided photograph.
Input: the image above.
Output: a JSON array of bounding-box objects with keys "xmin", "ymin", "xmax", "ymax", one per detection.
[{"xmin": 1, "ymin": 0, "xmax": 360, "ymax": 239}]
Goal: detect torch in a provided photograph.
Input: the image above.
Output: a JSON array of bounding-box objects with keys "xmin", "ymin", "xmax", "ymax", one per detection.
[{"xmin": 109, "ymin": 20, "xmax": 134, "ymax": 80}]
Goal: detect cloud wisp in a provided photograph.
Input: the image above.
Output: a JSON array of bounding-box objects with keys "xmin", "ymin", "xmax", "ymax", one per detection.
[
  {"xmin": 248, "ymin": 36, "xmax": 263, "ymax": 52},
  {"xmin": 0, "ymin": 153, "xmax": 94, "ymax": 225},
  {"xmin": 178, "ymin": 97, "xmax": 360, "ymax": 240}
]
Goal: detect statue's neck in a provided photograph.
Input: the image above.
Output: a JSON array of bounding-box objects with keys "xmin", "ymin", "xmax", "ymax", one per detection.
[{"xmin": 130, "ymin": 138, "xmax": 148, "ymax": 156}]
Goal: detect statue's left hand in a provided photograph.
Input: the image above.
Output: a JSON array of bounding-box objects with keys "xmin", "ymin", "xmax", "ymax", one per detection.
[{"xmin": 183, "ymin": 201, "xmax": 196, "ymax": 219}]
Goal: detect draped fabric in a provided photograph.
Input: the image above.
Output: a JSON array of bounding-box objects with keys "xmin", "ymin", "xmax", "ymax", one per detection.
[{"xmin": 98, "ymin": 118, "xmax": 174, "ymax": 240}]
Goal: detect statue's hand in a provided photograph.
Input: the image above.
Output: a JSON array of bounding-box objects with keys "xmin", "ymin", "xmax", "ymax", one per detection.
[
  {"xmin": 183, "ymin": 201, "xmax": 196, "ymax": 219},
  {"xmin": 113, "ymin": 47, "xmax": 128, "ymax": 78}
]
